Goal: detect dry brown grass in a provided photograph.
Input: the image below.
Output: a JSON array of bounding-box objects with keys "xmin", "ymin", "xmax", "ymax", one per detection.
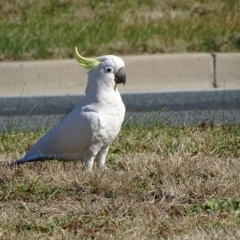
[{"xmin": 0, "ymin": 124, "xmax": 240, "ymax": 239}]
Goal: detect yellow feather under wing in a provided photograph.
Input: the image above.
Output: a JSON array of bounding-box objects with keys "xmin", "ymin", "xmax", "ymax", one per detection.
[{"xmin": 75, "ymin": 47, "xmax": 102, "ymax": 70}]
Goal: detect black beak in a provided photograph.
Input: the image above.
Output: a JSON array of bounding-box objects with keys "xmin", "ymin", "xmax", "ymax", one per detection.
[{"xmin": 114, "ymin": 69, "xmax": 126, "ymax": 85}]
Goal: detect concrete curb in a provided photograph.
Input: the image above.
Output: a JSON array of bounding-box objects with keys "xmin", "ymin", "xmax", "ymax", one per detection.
[
  {"xmin": 0, "ymin": 53, "xmax": 240, "ymax": 96},
  {"xmin": 215, "ymin": 53, "xmax": 240, "ymax": 89}
]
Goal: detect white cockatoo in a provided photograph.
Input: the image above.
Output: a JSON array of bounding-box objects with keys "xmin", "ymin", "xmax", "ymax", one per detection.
[{"xmin": 10, "ymin": 47, "xmax": 126, "ymax": 171}]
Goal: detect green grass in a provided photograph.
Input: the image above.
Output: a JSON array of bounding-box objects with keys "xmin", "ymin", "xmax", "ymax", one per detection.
[
  {"xmin": 1, "ymin": 124, "xmax": 240, "ymax": 239},
  {"xmin": 1, "ymin": 0, "xmax": 240, "ymax": 61}
]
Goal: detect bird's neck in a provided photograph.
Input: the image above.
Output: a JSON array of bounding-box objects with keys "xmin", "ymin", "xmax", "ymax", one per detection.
[{"xmin": 85, "ymin": 71, "xmax": 118, "ymax": 99}]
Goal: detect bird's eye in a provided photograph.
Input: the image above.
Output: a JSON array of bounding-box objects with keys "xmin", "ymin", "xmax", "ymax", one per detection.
[{"xmin": 106, "ymin": 67, "xmax": 113, "ymax": 73}]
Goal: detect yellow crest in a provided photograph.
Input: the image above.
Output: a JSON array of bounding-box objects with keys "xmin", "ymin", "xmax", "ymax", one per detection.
[{"xmin": 75, "ymin": 47, "xmax": 102, "ymax": 70}]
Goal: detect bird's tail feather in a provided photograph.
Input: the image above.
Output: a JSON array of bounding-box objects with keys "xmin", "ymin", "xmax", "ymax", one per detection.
[{"xmin": 9, "ymin": 154, "xmax": 56, "ymax": 169}]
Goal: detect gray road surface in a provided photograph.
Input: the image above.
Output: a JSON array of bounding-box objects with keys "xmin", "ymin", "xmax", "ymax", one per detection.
[{"xmin": 0, "ymin": 90, "xmax": 239, "ymax": 131}]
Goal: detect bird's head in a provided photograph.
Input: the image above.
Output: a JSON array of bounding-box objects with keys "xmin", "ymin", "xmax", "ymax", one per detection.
[{"xmin": 75, "ymin": 47, "xmax": 126, "ymax": 88}]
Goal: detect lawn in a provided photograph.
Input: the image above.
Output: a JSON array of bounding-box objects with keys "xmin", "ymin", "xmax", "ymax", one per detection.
[
  {"xmin": 0, "ymin": 124, "xmax": 240, "ymax": 239},
  {"xmin": 0, "ymin": 0, "xmax": 240, "ymax": 61},
  {"xmin": 1, "ymin": 0, "xmax": 240, "ymax": 238}
]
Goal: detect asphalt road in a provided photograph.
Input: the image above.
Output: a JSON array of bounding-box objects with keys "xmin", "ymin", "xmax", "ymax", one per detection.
[{"xmin": 0, "ymin": 89, "xmax": 240, "ymax": 131}]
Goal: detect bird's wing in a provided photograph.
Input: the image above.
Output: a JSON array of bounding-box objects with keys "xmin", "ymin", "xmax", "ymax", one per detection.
[{"xmin": 21, "ymin": 108, "xmax": 101, "ymax": 163}]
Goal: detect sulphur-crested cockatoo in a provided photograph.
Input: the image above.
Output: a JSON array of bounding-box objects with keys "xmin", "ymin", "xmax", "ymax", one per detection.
[{"xmin": 10, "ymin": 47, "xmax": 126, "ymax": 171}]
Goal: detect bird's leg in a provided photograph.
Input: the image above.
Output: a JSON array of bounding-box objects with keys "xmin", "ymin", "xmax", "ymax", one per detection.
[
  {"xmin": 83, "ymin": 155, "xmax": 95, "ymax": 172},
  {"xmin": 98, "ymin": 146, "xmax": 109, "ymax": 169}
]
